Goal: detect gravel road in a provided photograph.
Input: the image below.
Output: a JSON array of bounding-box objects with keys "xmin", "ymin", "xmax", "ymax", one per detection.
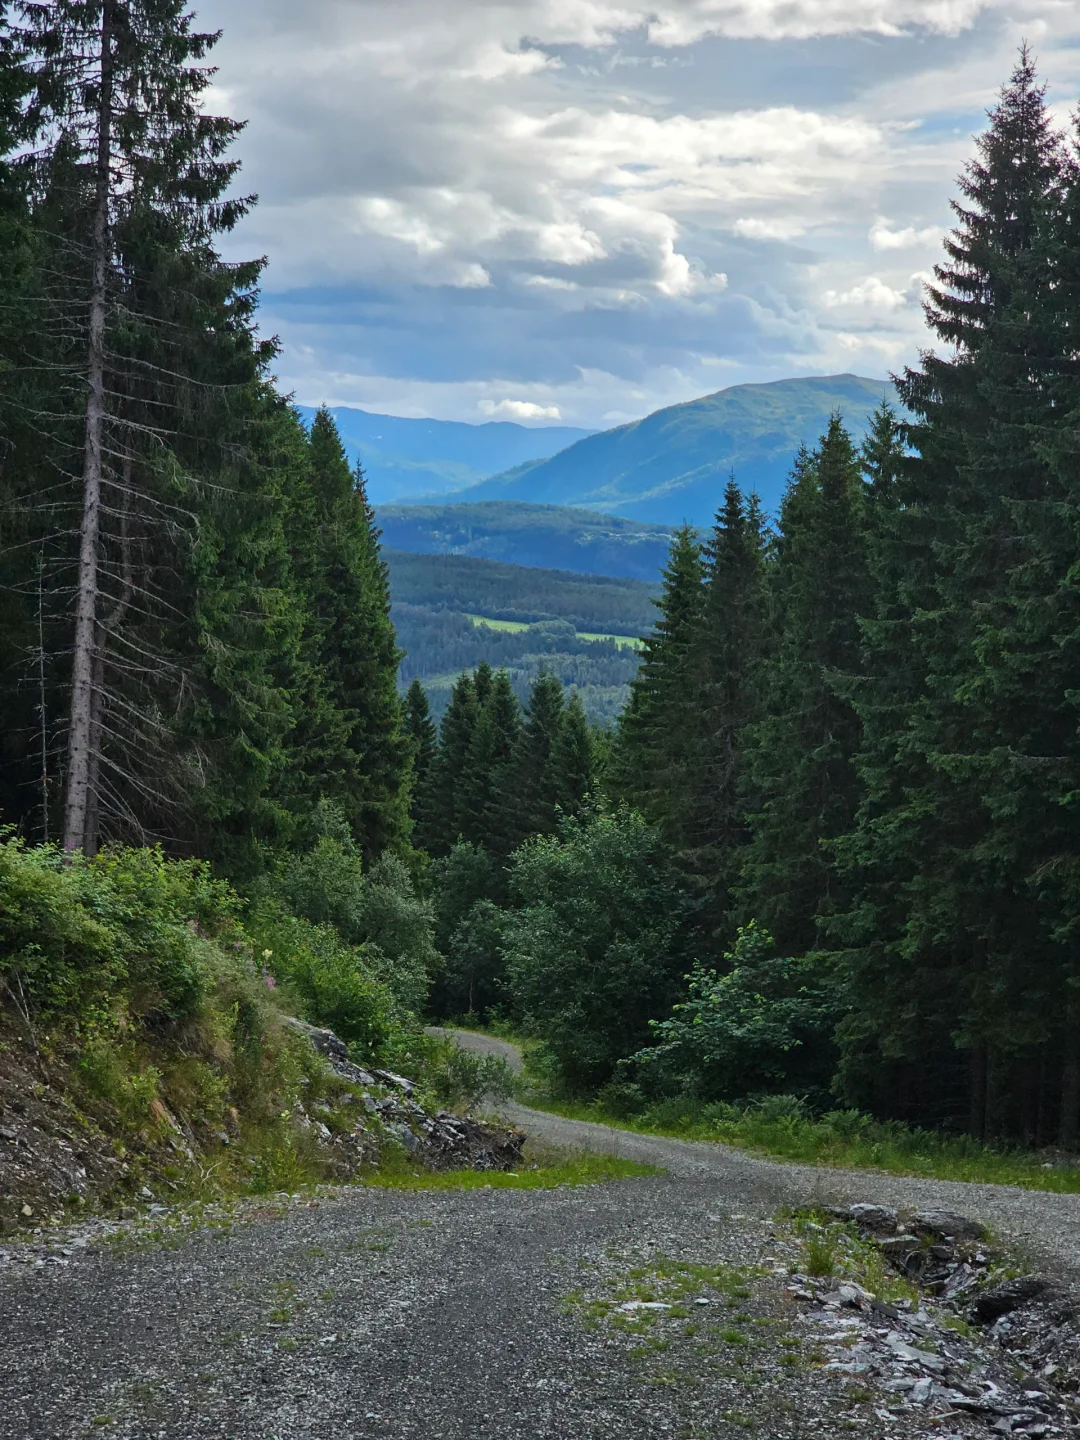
[{"xmin": 2, "ymin": 1030, "xmax": 1079, "ymax": 1440}]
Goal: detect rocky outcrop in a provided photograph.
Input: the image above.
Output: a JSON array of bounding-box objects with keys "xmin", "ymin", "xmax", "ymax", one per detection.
[{"xmin": 284, "ymin": 1015, "xmax": 524, "ymax": 1175}]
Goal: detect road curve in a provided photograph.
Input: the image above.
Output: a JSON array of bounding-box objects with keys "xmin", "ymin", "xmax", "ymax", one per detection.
[{"xmin": 436, "ymin": 1026, "xmax": 1080, "ymax": 1284}]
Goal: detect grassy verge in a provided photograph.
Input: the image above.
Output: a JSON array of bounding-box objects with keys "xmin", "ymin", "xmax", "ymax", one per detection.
[
  {"xmin": 520, "ymin": 1091, "xmax": 1080, "ymax": 1194},
  {"xmin": 362, "ymin": 1144, "xmax": 660, "ymax": 1191}
]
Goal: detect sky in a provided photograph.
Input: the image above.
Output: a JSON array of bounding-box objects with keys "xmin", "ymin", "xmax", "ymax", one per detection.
[{"xmin": 198, "ymin": 0, "xmax": 1080, "ymax": 430}]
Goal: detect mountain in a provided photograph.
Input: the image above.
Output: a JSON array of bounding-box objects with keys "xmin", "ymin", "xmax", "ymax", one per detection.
[
  {"xmin": 442, "ymin": 374, "xmax": 897, "ymax": 526},
  {"xmin": 375, "ymin": 501, "xmax": 673, "ymax": 581},
  {"xmin": 295, "ymin": 405, "xmax": 593, "ymax": 504}
]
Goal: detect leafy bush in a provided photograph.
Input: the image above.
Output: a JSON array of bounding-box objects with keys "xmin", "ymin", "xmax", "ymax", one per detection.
[
  {"xmin": 416, "ymin": 1034, "xmax": 517, "ymax": 1109},
  {"xmin": 0, "ymin": 837, "xmax": 235, "ymax": 1027},
  {"xmin": 631, "ymin": 924, "xmax": 843, "ymax": 1103},
  {"xmin": 504, "ymin": 807, "xmax": 689, "ymax": 1092}
]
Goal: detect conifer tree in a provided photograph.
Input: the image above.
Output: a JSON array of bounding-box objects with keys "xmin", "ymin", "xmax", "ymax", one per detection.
[
  {"xmin": 503, "ymin": 669, "xmax": 566, "ymax": 848},
  {"xmin": 466, "ymin": 666, "xmax": 520, "ymax": 855},
  {"xmin": 738, "ymin": 416, "xmax": 870, "ymax": 953},
  {"xmin": 691, "ymin": 478, "xmax": 767, "ymax": 944},
  {"xmin": 836, "ymin": 52, "xmax": 1069, "ymax": 1136},
  {"xmin": 303, "ymin": 412, "xmax": 409, "ymax": 859},
  {"xmin": 426, "ymin": 672, "xmax": 477, "ymax": 857},
  {"xmin": 404, "ymin": 677, "xmax": 437, "ymax": 843},
  {"xmin": 611, "ymin": 526, "xmax": 705, "ymax": 851},
  {"xmin": 553, "ymin": 691, "xmax": 594, "ymax": 818},
  {"xmin": 11, "ymin": 0, "xmax": 260, "ymax": 852}
]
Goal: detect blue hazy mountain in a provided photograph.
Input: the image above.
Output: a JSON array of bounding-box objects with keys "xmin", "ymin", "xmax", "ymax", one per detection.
[
  {"xmin": 295, "ymin": 405, "xmax": 593, "ymax": 504},
  {"xmin": 441, "ymin": 374, "xmax": 897, "ymax": 526}
]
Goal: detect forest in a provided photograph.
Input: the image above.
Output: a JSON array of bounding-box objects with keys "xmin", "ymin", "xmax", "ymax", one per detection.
[{"xmin": 0, "ymin": 8, "xmax": 1076, "ymax": 1166}]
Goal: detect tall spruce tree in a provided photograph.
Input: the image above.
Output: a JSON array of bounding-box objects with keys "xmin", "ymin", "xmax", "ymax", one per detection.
[
  {"xmin": 426, "ymin": 671, "xmax": 478, "ymax": 857},
  {"xmin": 836, "ymin": 52, "xmax": 1069, "ymax": 1137},
  {"xmin": 302, "ymin": 412, "xmax": 409, "ymax": 859},
  {"xmin": 553, "ymin": 691, "xmax": 594, "ymax": 818},
  {"xmin": 738, "ymin": 416, "xmax": 870, "ymax": 954},
  {"xmin": 11, "ymin": 0, "xmax": 260, "ymax": 852},
  {"xmin": 691, "ymin": 478, "xmax": 767, "ymax": 945},
  {"xmin": 611, "ymin": 526, "xmax": 706, "ymax": 853}
]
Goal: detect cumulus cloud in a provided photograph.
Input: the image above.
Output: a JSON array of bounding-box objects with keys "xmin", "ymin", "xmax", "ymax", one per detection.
[
  {"xmin": 479, "ymin": 399, "xmax": 564, "ymax": 420},
  {"xmin": 870, "ymin": 217, "xmax": 944, "ymax": 250},
  {"xmin": 197, "ymin": 0, "xmax": 1080, "ymax": 426}
]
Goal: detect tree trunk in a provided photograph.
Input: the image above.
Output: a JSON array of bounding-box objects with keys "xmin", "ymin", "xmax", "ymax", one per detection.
[{"xmin": 63, "ymin": 0, "xmax": 113, "ymax": 853}]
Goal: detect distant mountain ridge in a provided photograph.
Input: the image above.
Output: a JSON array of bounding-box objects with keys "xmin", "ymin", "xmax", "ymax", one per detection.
[
  {"xmin": 440, "ymin": 374, "xmax": 896, "ymax": 526},
  {"xmin": 295, "ymin": 404, "xmax": 593, "ymax": 505},
  {"xmin": 375, "ymin": 501, "xmax": 673, "ymax": 581}
]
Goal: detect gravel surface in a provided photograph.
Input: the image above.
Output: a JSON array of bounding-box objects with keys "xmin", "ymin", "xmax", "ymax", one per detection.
[{"xmin": 3, "ymin": 1031, "xmax": 1080, "ymax": 1440}]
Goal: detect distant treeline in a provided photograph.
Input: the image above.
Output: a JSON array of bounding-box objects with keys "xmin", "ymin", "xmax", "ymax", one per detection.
[
  {"xmin": 385, "ymin": 550, "xmax": 656, "ymax": 633},
  {"xmin": 377, "ymin": 501, "xmax": 673, "ymax": 580}
]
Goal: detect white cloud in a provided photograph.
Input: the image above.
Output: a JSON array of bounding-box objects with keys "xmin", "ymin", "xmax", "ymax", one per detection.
[
  {"xmin": 733, "ymin": 216, "xmax": 808, "ymax": 241},
  {"xmin": 197, "ymin": 0, "xmax": 1080, "ymax": 427},
  {"xmin": 478, "ymin": 399, "xmax": 564, "ymax": 419},
  {"xmin": 823, "ymin": 276, "xmax": 912, "ymax": 310},
  {"xmin": 870, "ymin": 216, "xmax": 943, "ymax": 250}
]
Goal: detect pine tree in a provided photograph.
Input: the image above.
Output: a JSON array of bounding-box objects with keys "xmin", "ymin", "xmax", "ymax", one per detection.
[
  {"xmin": 553, "ymin": 691, "xmax": 594, "ymax": 818},
  {"xmin": 611, "ymin": 526, "xmax": 706, "ymax": 852},
  {"xmin": 836, "ymin": 51, "xmax": 1070, "ymax": 1137},
  {"xmin": 404, "ymin": 680, "xmax": 436, "ymax": 802},
  {"xmin": 738, "ymin": 416, "xmax": 870, "ymax": 954},
  {"xmin": 691, "ymin": 478, "xmax": 767, "ymax": 945},
  {"xmin": 426, "ymin": 672, "xmax": 478, "ymax": 857}
]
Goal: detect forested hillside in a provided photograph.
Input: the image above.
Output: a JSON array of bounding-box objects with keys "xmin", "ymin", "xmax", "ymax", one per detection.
[
  {"xmin": 386, "ymin": 551, "xmax": 651, "ymax": 722},
  {"xmin": 376, "ymin": 502, "xmax": 673, "ymax": 579}
]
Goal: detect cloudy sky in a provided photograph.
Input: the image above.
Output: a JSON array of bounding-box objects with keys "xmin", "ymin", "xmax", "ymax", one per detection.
[{"xmin": 197, "ymin": 0, "xmax": 1080, "ymax": 429}]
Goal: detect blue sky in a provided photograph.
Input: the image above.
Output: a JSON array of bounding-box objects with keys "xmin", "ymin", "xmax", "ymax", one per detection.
[{"xmin": 200, "ymin": 0, "xmax": 1080, "ymax": 430}]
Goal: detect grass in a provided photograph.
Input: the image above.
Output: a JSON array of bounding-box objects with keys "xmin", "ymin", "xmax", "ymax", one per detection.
[
  {"xmin": 465, "ymin": 613, "xmax": 531, "ymax": 633},
  {"xmin": 360, "ymin": 1145, "xmax": 660, "ymax": 1191},
  {"xmin": 464, "ymin": 613, "xmax": 644, "ymax": 649},
  {"xmin": 520, "ymin": 1088, "xmax": 1080, "ymax": 1194},
  {"xmin": 575, "ymin": 630, "xmax": 644, "ymax": 649}
]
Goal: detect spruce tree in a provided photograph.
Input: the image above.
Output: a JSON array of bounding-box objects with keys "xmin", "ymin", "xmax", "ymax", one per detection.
[
  {"xmin": 553, "ymin": 691, "xmax": 594, "ymax": 818},
  {"xmin": 303, "ymin": 411, "xmax": 409, "ymax": 859},
  {"xmin": 691, "ymin": 478, "xmax": 767, "ymax": 945},
  {"xmin": 836, "ymin": 51, "xmax": 1069, "ymax": 1137},
  {"xmin": 611, "ymin": 526, "xmax": 705, "ymax": 852},
  {"xmin": 404, "ymin": 677, "xmax": 437, "ymax": 844},
  {"xmin": 504, "ymin": 670, "xmax": 566, "ymax": 847},
  {"xmin": 738, "ymin": 416, "xmax": 870, "ymax": 954},
  {"xmin": 426, "ymin": 672, "xmax": 477, "ymax": 857}
]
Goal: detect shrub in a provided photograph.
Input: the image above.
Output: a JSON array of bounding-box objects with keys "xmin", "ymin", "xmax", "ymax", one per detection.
[
  {"xmin": 631, "ymin": 924, "xmax": 843, "ymax": 1103},
  {"xmin": 504, "ymin": 807, "xmax": 689, "ymax": 1093}
]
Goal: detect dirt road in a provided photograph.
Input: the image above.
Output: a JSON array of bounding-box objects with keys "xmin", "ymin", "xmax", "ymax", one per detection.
[{"xmin": 2, "ymin": 1031, "xmax": 1078, "ymax": 1439}]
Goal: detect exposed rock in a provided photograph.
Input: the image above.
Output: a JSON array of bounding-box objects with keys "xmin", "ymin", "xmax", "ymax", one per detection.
[
  {"xmin": 974, "ymin": 1277, "xmax": 1049, "ymax": 1324},
  {"xmin": 913, "ymin": 1209, "xmax": 987, "ymax": 1241}
]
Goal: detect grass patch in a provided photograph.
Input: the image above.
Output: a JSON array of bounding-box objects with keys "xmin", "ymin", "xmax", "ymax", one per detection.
[
  {"xmin": 522, "ymin": 1088, "xmax": 1080, "ymax": 1193},
  {"xmin": 465, "ymin": 613, "xmax": 531, "ymax": 633},
  {"xmin": 575, "ymin": 630, "xmax": 644, "ymax": 649},
  {"xmin": 361, "ymin": 1146, "xmax": 660, "ymax": 1191}
]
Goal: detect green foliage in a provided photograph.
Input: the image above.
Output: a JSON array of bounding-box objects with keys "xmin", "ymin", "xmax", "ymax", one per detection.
[
  {"xmin": 504, "ymin": 807, "xmax": 689, "ymax": 1092},
  {"xmin": 415, "ymin": 1033, "xmax": 517, "ymax": 1109},
  {"xmin": 633, "ymin": 924, "xmax": 842, "ymax": 1102}
]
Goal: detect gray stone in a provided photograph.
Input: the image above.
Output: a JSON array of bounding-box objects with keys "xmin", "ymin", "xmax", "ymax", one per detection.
[
  {"xmin": 973, "ymin": 1277, "xmax": 1047, "ymax": 1325},
  {"xmin": 912, "ymin": 1210, "xmax": 986, "ymax": 1240}
]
